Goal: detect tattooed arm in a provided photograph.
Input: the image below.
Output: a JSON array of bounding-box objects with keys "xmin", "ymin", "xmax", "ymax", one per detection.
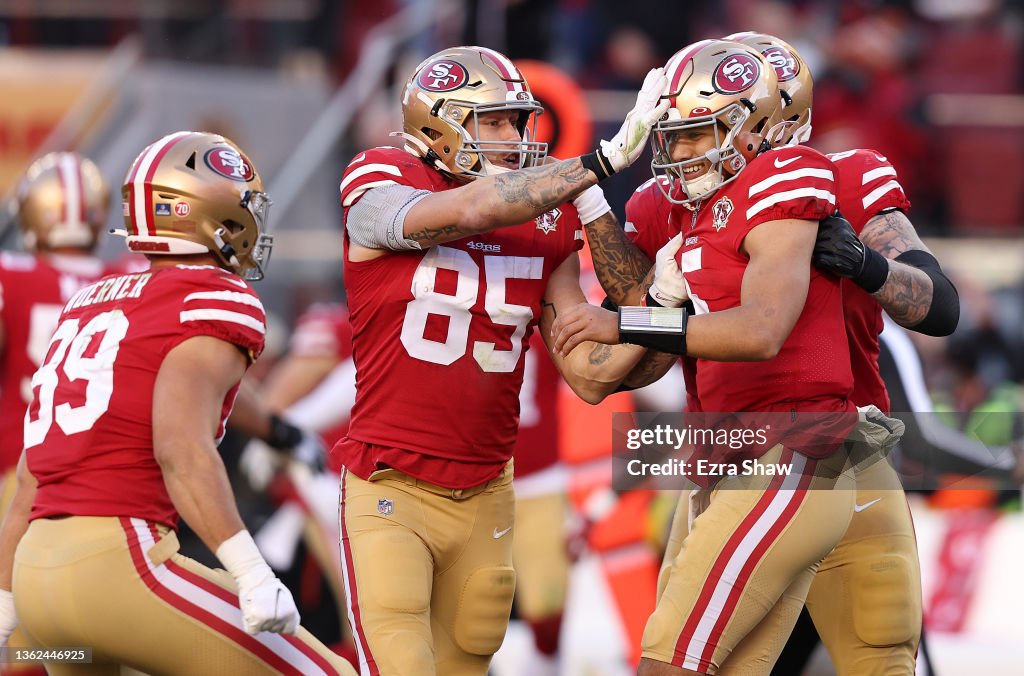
[
  {"xmin": 584, "ymin": 210, "xmax": 654, "ymax": 306},
  {"xmin": 539, "ymin": 253, "xmax": 648, "ymax": 404},
  {"xmin": 861, "ymin": 209, "xmax": 932, "ymax": 325},
  {"xmin": 404, "ymin": 158, "xmax": 598, "ymax": 245}
]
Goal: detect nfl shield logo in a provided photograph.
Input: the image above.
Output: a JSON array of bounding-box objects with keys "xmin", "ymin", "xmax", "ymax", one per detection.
[{"xmin": 377, "ymin": 498, "xmax": 393, "ymax": 516}]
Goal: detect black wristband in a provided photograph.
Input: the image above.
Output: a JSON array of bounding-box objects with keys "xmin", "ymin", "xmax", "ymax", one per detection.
[
  {"xmin": 854, "ymin": 247, "xmax": 889, "ymax": 293},
  {"xmin": 895, "ymin": 249, "xmax": 961, "ymax": 336},
  {"xmin": 581, "ymin": 149, "xmax": 616, "ymax": 182},
  {"xmin": 265, "ymin": 413, "xmax": 303, "ymax": 450},
  {"xmin": 643, "ymin": 290, "xmax": 664, "ymax": 308},
  {"xmin": 618, "ymin": 306, "xmax": 688, "ymax": 355}
]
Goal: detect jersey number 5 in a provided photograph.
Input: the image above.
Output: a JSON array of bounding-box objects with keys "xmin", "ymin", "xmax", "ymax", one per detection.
[
  {"xmin": 23, "ymin": 310, "xmax": 130, "ymax": 448},
  {"xmin": 401, "ymin": 246, "xmax": 543, "ymax": 372}
]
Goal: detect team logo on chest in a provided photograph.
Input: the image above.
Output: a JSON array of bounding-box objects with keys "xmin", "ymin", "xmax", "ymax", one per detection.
[
  {"xmin": 535, "ymin": 207, "xmax": 562, "ymax": 235},
  {"xmin": 711, "ymin": 196, "xmax": 734, "ymax": 232}
]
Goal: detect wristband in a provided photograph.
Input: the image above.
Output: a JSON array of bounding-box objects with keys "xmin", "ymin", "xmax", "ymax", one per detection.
[
  {"xmin": 618, "ymin": 306, "xmax": 688, "ymax": 355},
  {"xmin": 643, "ymin": 290, "xmax": 664, "ymax": 308},
  {"xmin": 572, "ymin": 184, "xmax": 612, "ymax": 224},
  {"xmin": 265, "ymin": 414, "xmax": 302, "ymax": 450},
  {"xmin": 216, "ymin": 530, "xmax": 271, "ymax": 583},
  {"xmin": 581, "ymin": 149, "xmax": 616, "ymax": 182},
  {"xmin": 854, "ymin": 247, "xmax": 889, "ymax": 293}
]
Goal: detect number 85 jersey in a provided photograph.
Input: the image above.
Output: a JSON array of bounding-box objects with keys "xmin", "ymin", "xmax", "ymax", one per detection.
[{"xmin": 337, "ymin": 147, "xmax": 582, "ymax": 489}]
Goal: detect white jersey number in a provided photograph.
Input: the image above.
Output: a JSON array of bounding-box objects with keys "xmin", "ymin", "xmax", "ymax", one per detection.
[
  {"xmin": 401, "ymin": 246, "xmax": 543, "ymax": 372},
  {"xmin": 22, "ymin": 303, "xmax": 63, "ymax": 404},
  {"xmin": 679, "ymin": 247, "xmax": 709, "ymax": 315},
  {"xmin": 23, "ymin": 310, "xmax": 130, "ymax": 447}
]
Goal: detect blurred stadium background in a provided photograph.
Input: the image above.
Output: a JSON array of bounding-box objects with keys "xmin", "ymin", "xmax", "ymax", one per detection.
[{"xmin": 1, "ymin": 0, "xmax": 1022, "ymax": 674}]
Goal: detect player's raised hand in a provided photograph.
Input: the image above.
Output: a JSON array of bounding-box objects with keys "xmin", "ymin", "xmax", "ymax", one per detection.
[
  {"xmin": 0, "ymin": 589, "xmax": 16, "ymax": 647},
  {"xmin": 599, "ymin": 67, "xmax": 670, "ymax": 173},
  {"xmin": 552, "ymin": 304, "xmax": 620, "ymax": 355}
]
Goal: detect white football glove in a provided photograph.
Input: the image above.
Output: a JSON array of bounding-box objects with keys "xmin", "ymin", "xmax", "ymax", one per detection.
[
  {"xmin": 0, "ymin": 589, "xmax": 16, "ymax": 648},
  {"xmin": 599, "ymin": 67, "xmax": 671, "ymax": 173},
  {"xmin": 239, "ymin": 439, "xmax": 282, "ymax": 492},
  {"xmin": 649, "ymin": 233, "xmax": 689, "ymax": 307},
  {"xmin": 217, "ymin": 531, "xmax": 300, "ymax": 635}
]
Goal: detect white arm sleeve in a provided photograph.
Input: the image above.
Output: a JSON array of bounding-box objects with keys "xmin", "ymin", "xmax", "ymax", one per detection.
[
  {"xmin": 282, "ymin": 358, "xmax": 357, "ymax": 432},
  {"xmin": 345, "ymin": 184, "xmax": 430, "ymax": 251}
]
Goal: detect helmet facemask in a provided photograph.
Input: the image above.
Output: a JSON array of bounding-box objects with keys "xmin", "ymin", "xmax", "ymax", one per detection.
[{"xmin": 213, "ymin": 188, "xmax": 273, "ymax": 281}]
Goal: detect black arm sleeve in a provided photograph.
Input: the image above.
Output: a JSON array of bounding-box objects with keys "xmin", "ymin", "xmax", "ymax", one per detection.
[{"xmin": 894, "ymin": 249, "xmax": 960, "ymax": 337}]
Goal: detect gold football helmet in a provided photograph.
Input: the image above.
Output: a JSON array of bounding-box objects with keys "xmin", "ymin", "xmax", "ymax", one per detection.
[
  {"xmin": 396, "ymin": 45, "xmax": 547, "ymax": 178},
  {"xmin": 118, "ymin": 131, "xmax": 272, "ymax": 281},
  {"xmin": 651, "ymin": 39, "xmax": 783, "ymax": 204},
  {"xmin": 725, "ymin": 32, "xmax": 813, "ymax": 145},
  {"xmin": 16, "ymin": 152, "xmax": 110, "ymax": 252}
]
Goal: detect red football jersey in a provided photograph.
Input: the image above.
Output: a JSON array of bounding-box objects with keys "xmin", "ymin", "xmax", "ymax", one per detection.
[
  {"xmin": 828, "ymin": 149, "xmax": 912, "ymax": 413},
  {"xmin": 336, "ymin": 147, "xmax": 583, "ymax": 488},
  {"xmin": 624, "ymin": 178, "xmax": 701, "ymax": 412},
  {"xmin": 288, "ymin": 302, "xmax": 354, "ymax": 460},
  {"xmin": 513, "ymin": 332, "xmax": 560, "ymax": 478},
  {"xmin": 675, "ymin": 145, "xmax": 855, "ymax": 457},
  {"xmin": 0, "ymin": 252, "xmax": 105, "ymax": 471},
  {"xmin": 26, "ymin": 265, "xmax": 266, "ymax": 528}
]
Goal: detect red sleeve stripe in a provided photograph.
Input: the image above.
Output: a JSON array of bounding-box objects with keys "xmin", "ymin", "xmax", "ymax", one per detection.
[
  {"xmin": 339, "ymin": 164, "xmax": 402, "ymax": 196},
  {"xmin": 184, "ymin": 290, "xmax": 265, "ymax": 311},
  {"xmin": 862, "ymin": 166, "xmax": 897, "ymax": 184},
  {"xmin": 746, "ymin": 187, "xmax": 836, "ymax": 220},
  {"xmin": 180, "ymin": 309, "xmax": 266, "ymax": 334},
  {"xmin": 862, "ymin": 181, "xmax": 904, "ymax": 211},
  {"xmin": 748, "ymin": 167, "xmax": 834, "ymax": 197}
]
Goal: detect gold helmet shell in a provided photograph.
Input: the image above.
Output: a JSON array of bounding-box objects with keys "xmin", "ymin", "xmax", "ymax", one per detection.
[
  {"xmin": 16, "ymin": 152, "xmax": 109, "ymax": 252},
  {"xmin": 119, "ymin": 131, "xmax": 272, "ymax": 280},
  {"xmin": 397, "ymin": 45, "xmax": 547, "ymax": 178},
  {"xmin": 652, "ymin": 39, "xmax": 783, "ymax": 204},
  {"xmin": 725, "ymin": 32, "xmax": 813, "ymax": 145}
]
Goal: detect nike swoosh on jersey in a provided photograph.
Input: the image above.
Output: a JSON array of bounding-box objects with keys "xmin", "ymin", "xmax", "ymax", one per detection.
[
  {"xmin": 853, "ymin": 498, "xmax": 882, "ymax": 513},
  {"xmin": 223, "ymin": 277, "xmax": 249, "ymax": 289},
  {"xmin": 492, "ymin": 526, "xmax": 512, "ymax": 539},
  {"xmin": 774, "ymin": 155, "xmax": 802, "ymax": 168}
]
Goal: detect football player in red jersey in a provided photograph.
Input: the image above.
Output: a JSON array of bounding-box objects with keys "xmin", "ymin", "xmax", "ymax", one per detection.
[
  {"xmin": 0, "ymin": 132, "xmax": 355, "ymax": 675},
  {"xmin": 0, "ymin": 153, "xmax": 108, "ymax": 676},
  {"xmin": 724, "ymin": 32, "xmax": 959, "ymax": 676},
  {"xmin": 336, "ymin": 45, "xmax": 671, "ymax": 675},
  {"xmin": 551, "ymin": 39, "xmax": 911, "ymax": 675}
]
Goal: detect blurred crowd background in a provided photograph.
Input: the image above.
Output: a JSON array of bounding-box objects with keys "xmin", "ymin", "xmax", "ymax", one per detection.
[{"xmin": 1, "ymin": 0, "xmax": 1022, "ymax": 670}]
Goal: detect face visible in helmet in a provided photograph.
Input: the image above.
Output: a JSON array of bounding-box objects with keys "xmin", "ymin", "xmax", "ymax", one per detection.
[
  {"xmin": 397, "ymin": 46, "xmax": 548, "ymax": 179},
  {"xmin": 651, "ymin": 39, "xmax": 782, "ymax": 205},
  {"xmin": 117, "ymin": 131, "xmax": 273, "ymax": 281},
  {"xmin": 16, "ymin": 152, "xmax": 110, "ymax": 253}
]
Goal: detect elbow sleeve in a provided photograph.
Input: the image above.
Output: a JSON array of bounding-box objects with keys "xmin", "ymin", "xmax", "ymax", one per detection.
[{"xmin": 895, "ymin": 249, "xmax": 960, "ymax": 337}]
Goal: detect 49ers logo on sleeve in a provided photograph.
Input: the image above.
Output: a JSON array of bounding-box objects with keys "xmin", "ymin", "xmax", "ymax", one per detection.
[
  {"xmin": 713, "ymin": 54, "xmax": 761, "ymax": 94},
  {"xmin": 417, "ymin": 60, "xmax": 469, "ymax": 92},
  {"xmin": 204, "ymin": 148, "xmax": 255, "ymax": 182},
  {"xmin": 762, "ymin": 46, "xmax": 799, "ymax": 82},
  {"xmin": 711, "ymin": 196, "xmax": 734, "ymax": 231}
]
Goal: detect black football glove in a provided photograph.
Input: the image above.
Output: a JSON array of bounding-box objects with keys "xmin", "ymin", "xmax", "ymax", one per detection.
[
  {"xmin": 265, "ymin": 414, "xmax": 326, "ymax": 473},
  {"xmin": 813, "ymin": 211, "xmax": 889, "ymax": 293}
]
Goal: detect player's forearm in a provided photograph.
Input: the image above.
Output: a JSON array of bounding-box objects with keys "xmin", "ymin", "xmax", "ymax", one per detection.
[
  {"xmin": 584, "ymin": 212, "xmax": 653, "ymax": 306},
  {"xmin": 0, "ymin": 465, "xmax": 35, "ymax": 590},
  {"xmin": 684, "ymin": 306, "xmax": 794, "ymax": 361},
  {"xmin": 623, "ymin": 350, "xmax": 678, "ymax": 389},
  {"xmin": 157, "ymin": 441, "xmax": 247, "ymax": 553},
  {"xmin": 561, "ymin": 342, "xmax": 648, "ymax": 404},
  {"xmin": 870, "ymin": 260, "xmax": 932, "ymax": 328}
]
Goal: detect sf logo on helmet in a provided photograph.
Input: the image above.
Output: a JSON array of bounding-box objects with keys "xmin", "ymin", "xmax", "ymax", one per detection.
[
  {"xmin": 205, "ymin": 148, "xmax": 255, "ymax": 182},
  {"xmin": 713, "ymin": 54, "xmax": 761, "ymax": 94},
  {"xmin": 417, "ymin": 60, "xmax": 469, "ymax": 92},
  {"xmin": 763, "ymin": 47, "xmax": 799, "ymax": 82}
]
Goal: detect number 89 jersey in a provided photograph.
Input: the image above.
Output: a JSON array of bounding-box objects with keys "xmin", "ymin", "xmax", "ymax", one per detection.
[
  {"xmin": 26, "ymin": 265, "xmax": 266, "ymax": 528},
  {"xmin": 338, "ymin": 147, "xmax": 583, "ymax": 489}
]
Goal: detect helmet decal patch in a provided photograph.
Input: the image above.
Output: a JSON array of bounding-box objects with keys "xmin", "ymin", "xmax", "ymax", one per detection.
[
  {"xmin": 155, "ymin": 203, "xmax": 172, "ymax": 216},
  {"xmin": 713, "ymin": 53, "xmax": 761, "ymax": 94},
  {"xmin": 417, "ymin": 60, "xmax": 470, "ymax": 92},
  {"xmin": 204, "ymin": 147, "xmax": 255, "ymax": 182},
  {"xmin": 762, "ymin": 46, "xmax": 799, "ymax": 82},
  {"xmin": 711, "ymin": 196, "xmax": 734, "ymax": 232},
  {"xmin": 174, "ymin": 201, "xmax": 191, "ymax": 217}
]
